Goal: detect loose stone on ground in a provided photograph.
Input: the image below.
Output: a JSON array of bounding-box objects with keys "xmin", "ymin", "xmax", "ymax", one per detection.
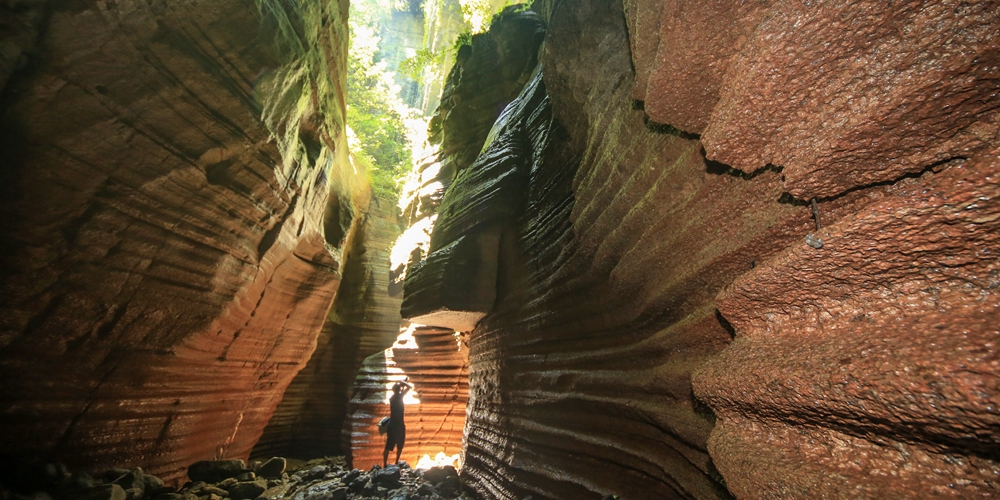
[{"xmin": 0, "ymin": 457, "xmax": 477, "ymax": 500}]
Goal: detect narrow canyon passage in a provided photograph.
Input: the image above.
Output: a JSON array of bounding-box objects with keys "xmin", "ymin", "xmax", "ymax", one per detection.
[{"xmin": 1, "ymin": 1, "xmax": 998, "ymax": 500}]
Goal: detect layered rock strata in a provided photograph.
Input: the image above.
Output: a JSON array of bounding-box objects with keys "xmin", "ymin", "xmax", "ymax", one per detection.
[
  {"xmin": 390, "ymin": 153, "xmax": 452, "ymax": 299},
  {"xmin": 344, "ymin": 326, "xmax": 470, "ymax": 470},
  {"xmin": 635, "ymin": 0, "xmax": 1000, "ymax": 199},
  {"xmin": 402, "ymin": 9, "xmax": 546, "ymax": 331},
  {"xmin": 426, "ymin": 8, "xmax": 546, "ymax": 178},
  {"xmin": 693, "ymin": 155, "xmax": 1000, "ymax": 497},
  {"xmin": 253, "ymin": 195, "xmax": 403, "ymax": 460},
  {"xmin": 403, "ymin": 0, "xmax": 1000, "ymax": 498},
  {"xmin": 0, "ymin": 0, "xmax": 356, "ymax": 482}
]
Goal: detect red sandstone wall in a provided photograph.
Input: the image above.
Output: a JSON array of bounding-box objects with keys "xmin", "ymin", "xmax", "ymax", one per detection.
[
  {"xmin": 694, "ymin": 155, "xmax": 1000, "ymax": 497},
  {"xmin": 253, "ymin": 196, "xmax": 404, "ymax": 460},
  {"xmin": 403, "ymin": 0, "xmax": 1000, "ymax": 498},
  {"xmin": 344, "ymin": 326, "xmax": 469, "ymax": 470},
  {"xmin": 0, "ymin": 0, "xmax": 355, "ymax": 482}
]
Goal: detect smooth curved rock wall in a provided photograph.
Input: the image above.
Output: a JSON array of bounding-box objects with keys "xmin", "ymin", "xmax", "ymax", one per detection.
[
  {"xmin": 402, "ymin": 9, "xmax": 546, "ymax": 331},
  {"xmin": 343, "ymin": 326, "xmax": 469, "ymax": 469},
  {"xmin": 405, "ymin": 0, "xmax": 1000, "ymax": 498},
  {"xmin": 253, "ymin": 195, "xmax": 403, "ymax": 460},
  {"xmin": 0, "ymin": 0, "xmax": 355, "ymax": 482}
]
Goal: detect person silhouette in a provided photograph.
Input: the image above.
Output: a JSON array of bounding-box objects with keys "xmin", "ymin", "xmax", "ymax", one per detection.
[{"xmin": 383, "ymin": 379, "xmax": 412, "ymax": 467}]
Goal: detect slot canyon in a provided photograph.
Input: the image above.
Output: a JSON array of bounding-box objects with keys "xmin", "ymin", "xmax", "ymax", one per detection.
[{"xmin": 1, "ymin": 0, "xmax": 998, "ymax": 499}]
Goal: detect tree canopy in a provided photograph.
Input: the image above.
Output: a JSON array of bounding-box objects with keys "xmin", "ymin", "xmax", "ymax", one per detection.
[{"xmin": 348, "ymin": 0, "xmax": 413, "ymax": 199}]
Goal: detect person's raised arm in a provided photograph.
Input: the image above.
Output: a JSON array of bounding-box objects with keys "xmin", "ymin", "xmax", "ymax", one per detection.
[{"xmin": 399, "ymin": 379, "xmax": 413, "ymax": 393}]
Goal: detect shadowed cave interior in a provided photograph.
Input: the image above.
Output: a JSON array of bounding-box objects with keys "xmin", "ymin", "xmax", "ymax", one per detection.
[{"xmin": 0, "ymin": 0, "xmax": 998, "ymax": 499}]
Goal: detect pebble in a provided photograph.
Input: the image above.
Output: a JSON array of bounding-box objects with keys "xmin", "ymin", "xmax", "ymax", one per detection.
[{"xmin": 805, "ymin": 233, "xmax": 824, "ymax": 248}]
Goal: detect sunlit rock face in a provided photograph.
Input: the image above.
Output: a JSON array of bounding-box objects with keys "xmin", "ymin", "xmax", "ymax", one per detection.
[
  {"xmin": 427, "ymin": 8, "xmax": 546, "ymax": 177},
  {"xmin": 402, "ymin": 9, "xmax": 546, "ymax": 331},
  {"xmin": 253, "ymin": 195, "xmax": 403, "ymax": 460},
  {"xmin": 694, "ymin": 155, "xmax": 1000, "ymax": 497},
  {"xmin": 343, "ymin": 325, "xmax": 469, "ymax": 470},
  {"xmin": 637, "ymin": 0, "xmax": 1000, "ymax": 199},
  {"xmin": 390, "ymin": 154, "xmax": 451, "ymax": 299},
  {"xmin": 406, "ymin": 0, "xmax": 999, "ymax": 498},
  {"xmin": 0, "ymin": 0, "xmax": 355, "ymax": 482}
]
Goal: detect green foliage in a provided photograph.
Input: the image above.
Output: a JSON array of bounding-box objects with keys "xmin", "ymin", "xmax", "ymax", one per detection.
[
  {"xmin": 453, "ymin": 30, "xmax": 473, "ymax": 49},
  {"xmin": 457, "ymin": 0, "xmax": 528, "ymax": 34},
  {"xmin": 348, "ymin": 2, "xmax": 413, "ymax": 199},
  {"xmin": 459, "ymin": 0, "xmax": 494, "ymax": 30},
  {"xmin": 399, "ymin": 48, "xmax": 444, "ymax": 83}
]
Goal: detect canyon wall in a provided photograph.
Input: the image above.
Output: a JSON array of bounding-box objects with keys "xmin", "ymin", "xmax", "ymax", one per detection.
[
  {"xmin": 343, "ymin": 325, "xmax": 469, "ymax": 469},
  {"xmin": 0, "ymin": 0, "xmax": 996, "ymax": 497},
  {"xmin": 253, "ymin": 194, "xmax": 403, "ymax": 460},
  {"xmin": 402, "ymin": 0, "xmax": 1000, "ymax": 498},
  {"xmin": 0, "ymin": 0, "xmax": 357, "ymax": 482}
]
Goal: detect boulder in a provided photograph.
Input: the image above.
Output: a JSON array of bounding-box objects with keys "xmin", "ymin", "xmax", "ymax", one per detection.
[
  {"xmin": 257, "ymin": 457, "xmax": 287, "ymax": 479},
  {"xmin": 199, "ymin": 485, "xmax": 229, "ymax": 497},
  {"xmin": 290, "ymin": 480, "xmax": 348, "ymax": 500},
  {"xmin": 226, "ymin": 480, "xmax": 266, "ymax": 500},
  {"xmin": 187, "ymin": 460, "xmax": 245, "ymax": 483},
  {"xmin": 300, "ymin": 465, "xmax": 329, "ymax": 481},
  {"xmin": 372, "ymin": 466, "xmax": 402, "ymax": 489},
  {"xmin": 142, "ymin": 473, "xmax": 165, "ymax": 491},
  {"xmin": 437, "ymin": 475, "xmax": 460, "ymax": 497},
  {"xmin": 78, "ymin": 484, "xmax": 127, "ymax": 500},
  {"xmin": 110, "ymin": 469, "xmax": 145, "ymax": 493},
  {"xmin": 342, "ymin": 469, "xmax": 361, "ymax": 484},
  {"xmin": 420, "ymin": 466, "xmax": 457, "ymax": 485}
]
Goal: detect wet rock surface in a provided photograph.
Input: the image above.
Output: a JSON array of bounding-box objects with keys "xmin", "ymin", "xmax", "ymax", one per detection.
[
  {"xmin": 403, "ymin": 0, "xmax": 1000, "ymax": 498},
  {"xmin": 428, "ymin": 8, "xmax": 546, "ymax": 177},
  {"xmin": 402, "ymin": 10, "xmax": 549, "ymax": 330},
  {"xmin": 0, "ymin": 458, "xmax": 478, "ymax": 500}
]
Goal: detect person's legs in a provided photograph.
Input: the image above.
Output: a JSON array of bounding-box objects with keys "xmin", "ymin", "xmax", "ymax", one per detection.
[
  {"xmin": 394, "ymin": 425, "xmax": 406, "ymax": 465},
  {"xmin": 383, "ymin": 432, "xmax": 397, "ymax": 467}
]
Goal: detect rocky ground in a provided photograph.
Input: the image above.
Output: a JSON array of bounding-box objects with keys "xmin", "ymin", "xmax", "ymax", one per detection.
[{"xmin": 0, "ymin": 457, "xmax": 477, "ymax": 500}]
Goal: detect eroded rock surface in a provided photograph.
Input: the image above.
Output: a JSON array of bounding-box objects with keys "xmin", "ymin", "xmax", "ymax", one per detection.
[
  {"xmin": 401, "ymin": 9, "xmax": 546, "ymax": 331},
  {"xmin": 344, "ymin": 326, "xmax": 469, "ymax": 470},
  {"xmin": 254, "ymin": 196, "xmax": 403, "ymax": 460},
  {"xmin": 427, "ymin": 8, "xmax": 546, "ymax": 177},
  {"xmin": 638, "ymin": 0, "xmax": 1000, "ymax": 199},
  {"xmin": 0, "ymin": 0, "xmax": 356, "ymax": 482},
  {"xmin": 404, "ymin": 0, "xmax": 1000, "ymax": 498},
  {"xmin": 694, "ymin": 155, "xmax": 1000, "ymax": 497}
]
